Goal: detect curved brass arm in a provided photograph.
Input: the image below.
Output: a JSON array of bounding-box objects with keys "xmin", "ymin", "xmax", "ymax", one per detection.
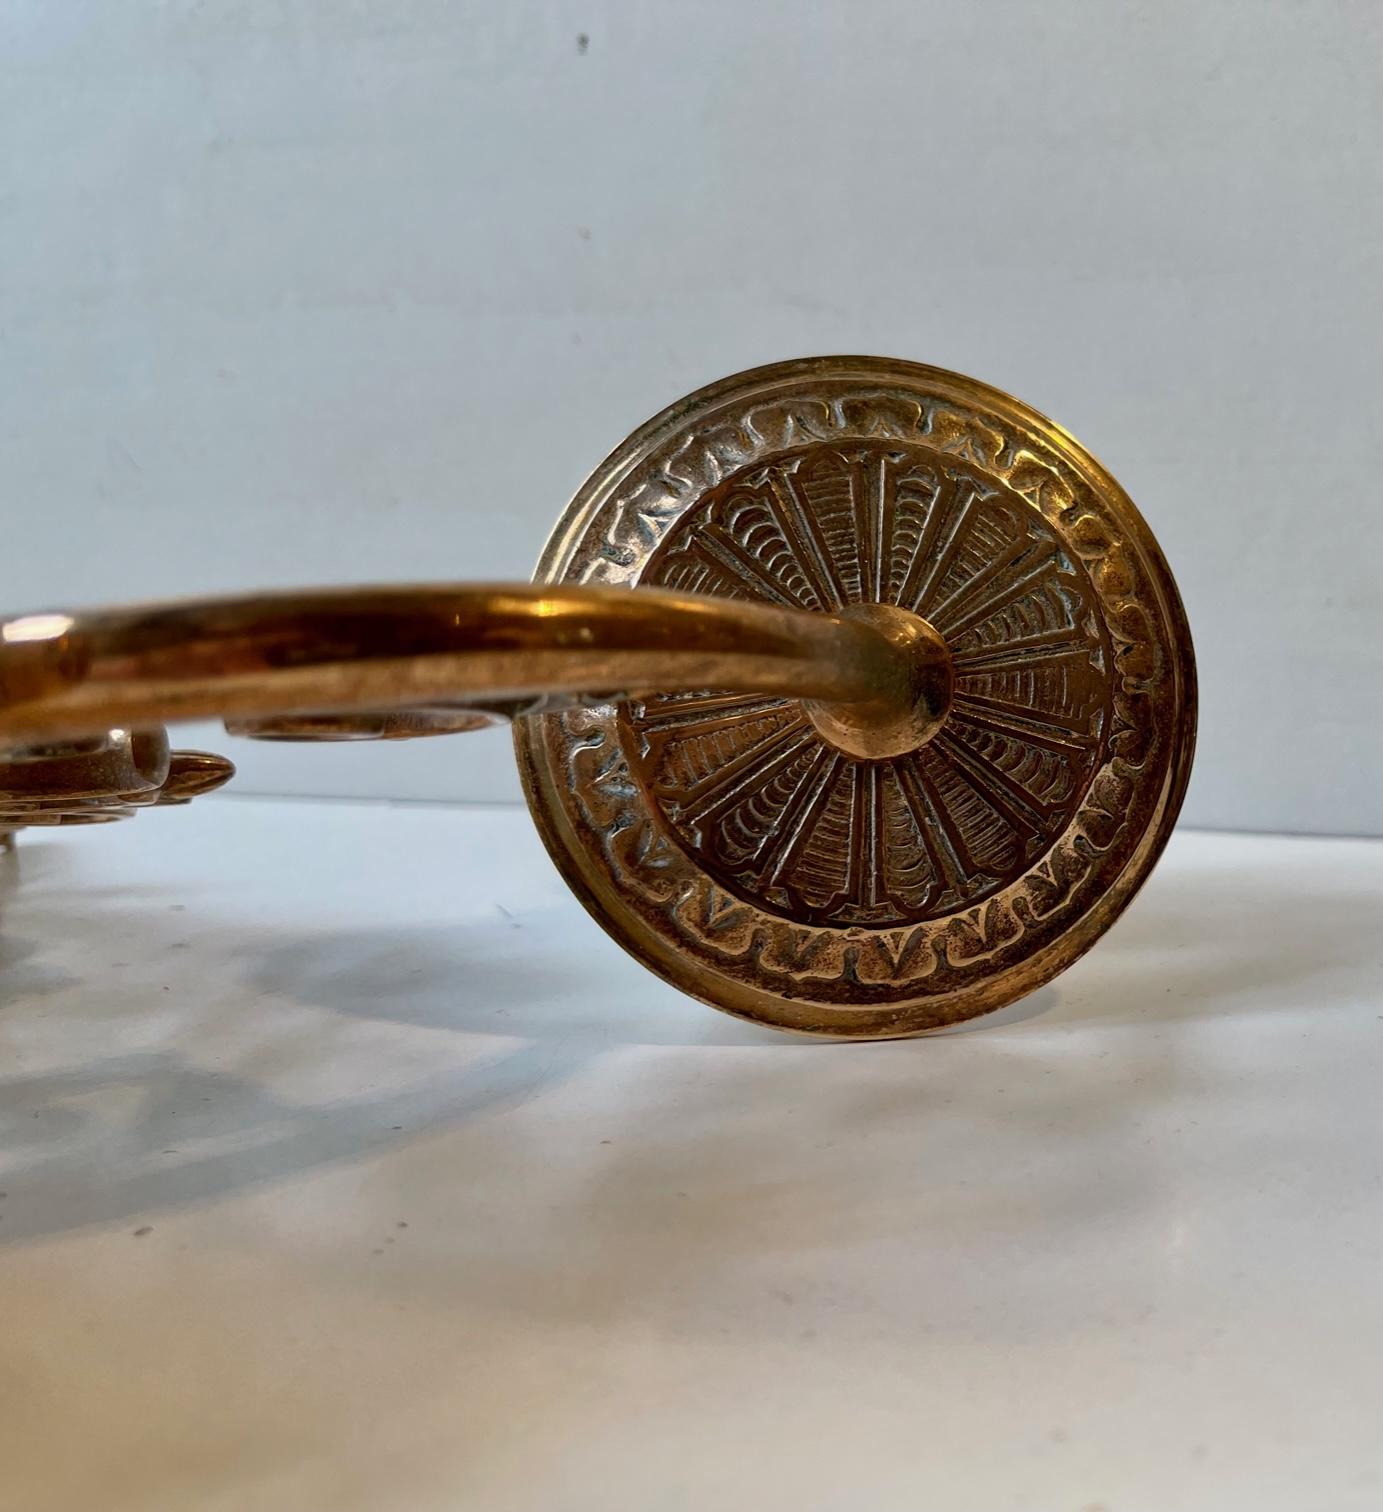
[{"xmin": 0, "ymin": 583, "xmax": 920, "ymax": 746}]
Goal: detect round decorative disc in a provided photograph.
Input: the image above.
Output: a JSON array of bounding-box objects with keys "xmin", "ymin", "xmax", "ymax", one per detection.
[{"xmin": 515, "ymin": 358, "xmax": 1195, "ymax": 1037}]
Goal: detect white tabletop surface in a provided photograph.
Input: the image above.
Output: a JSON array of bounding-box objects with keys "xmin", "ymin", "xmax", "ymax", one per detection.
[{"xmin": 1, "ymin": 797, "xmax": 1380, "ymax": 1512}]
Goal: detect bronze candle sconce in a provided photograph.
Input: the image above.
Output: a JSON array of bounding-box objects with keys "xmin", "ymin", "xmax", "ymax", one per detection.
[{"xmin": 0, "ymin": 358, "xmax": 1196, "ymax": 1038}]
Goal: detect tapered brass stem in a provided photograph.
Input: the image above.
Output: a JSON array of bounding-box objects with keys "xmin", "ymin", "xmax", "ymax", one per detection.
[{"xmin": 0, "ymin": 583, "xmax": 935, "ymax": 747}]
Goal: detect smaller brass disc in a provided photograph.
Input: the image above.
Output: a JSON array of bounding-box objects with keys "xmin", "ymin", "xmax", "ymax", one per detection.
[{"xmin": 516, "ymin": 357, "xmax": 1196, "ymax": 1037}]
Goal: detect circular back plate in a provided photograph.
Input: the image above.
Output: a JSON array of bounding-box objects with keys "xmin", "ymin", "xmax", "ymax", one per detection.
[{"xmin": 515, "ymin": 358, "xmax": 1196, "ymax": 1037}]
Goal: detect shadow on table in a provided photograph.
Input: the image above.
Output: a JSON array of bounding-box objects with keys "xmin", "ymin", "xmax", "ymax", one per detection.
[
  {"xmin": 0, "ymin": 833, "xmax": 1374, "ymax": 1255},
  {"xmin": 1039, "ymin": 836, "xmax": 1379, "ymax": 1027}
]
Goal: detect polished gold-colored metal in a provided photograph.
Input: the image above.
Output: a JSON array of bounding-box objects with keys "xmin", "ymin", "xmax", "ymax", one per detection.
[
  {"xmin": 0, "ymin": 584, "xmax": 903, "ymax": 744},
  {"xmin": 0, "ymin": 358, "xmax": 1195, "ymax": 1038},
  {"xmin": 515, "ymin": 358, "xmax": 1196, "ymax": 1036},
  {"xmin": 0, "ymin": 727, "xmax": 234, "ymax": 829}
]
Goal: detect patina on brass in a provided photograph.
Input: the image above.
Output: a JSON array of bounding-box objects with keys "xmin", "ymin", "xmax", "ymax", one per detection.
[{"xmin": 0, "ymin": 358, "xmax": 1196, "ymax": 1038}]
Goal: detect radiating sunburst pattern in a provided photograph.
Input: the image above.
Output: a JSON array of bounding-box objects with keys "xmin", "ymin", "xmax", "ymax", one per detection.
[{"xmin": 621, "ymin": 440, "xmax": 1114, "ymax": 926}]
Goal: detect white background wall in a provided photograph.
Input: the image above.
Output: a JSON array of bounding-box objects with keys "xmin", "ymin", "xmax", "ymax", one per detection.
[{"xmin": 3, "ymin": 1, "xmax": 1380, "ymax": 835}]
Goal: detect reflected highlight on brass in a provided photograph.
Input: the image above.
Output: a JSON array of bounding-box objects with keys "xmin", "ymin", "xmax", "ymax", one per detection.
[
  {"xmin": 0, "ymin": 357, "xmax": 1195, "ymax": 1038},
  {"xmin": 0, "ymin": 584, "xmax": 910, "ymax": 745}
]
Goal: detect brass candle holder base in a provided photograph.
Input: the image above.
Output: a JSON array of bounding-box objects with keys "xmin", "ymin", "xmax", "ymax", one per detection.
[{"xmin": 0, "ymin": 358, "xmax": 1195, "ymax": 1038}]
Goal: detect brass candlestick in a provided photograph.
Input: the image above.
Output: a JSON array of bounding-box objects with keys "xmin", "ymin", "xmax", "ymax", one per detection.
[{"xmin": 0, "ymin": 358, "xmax": 1196, "ymax": 1037}]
